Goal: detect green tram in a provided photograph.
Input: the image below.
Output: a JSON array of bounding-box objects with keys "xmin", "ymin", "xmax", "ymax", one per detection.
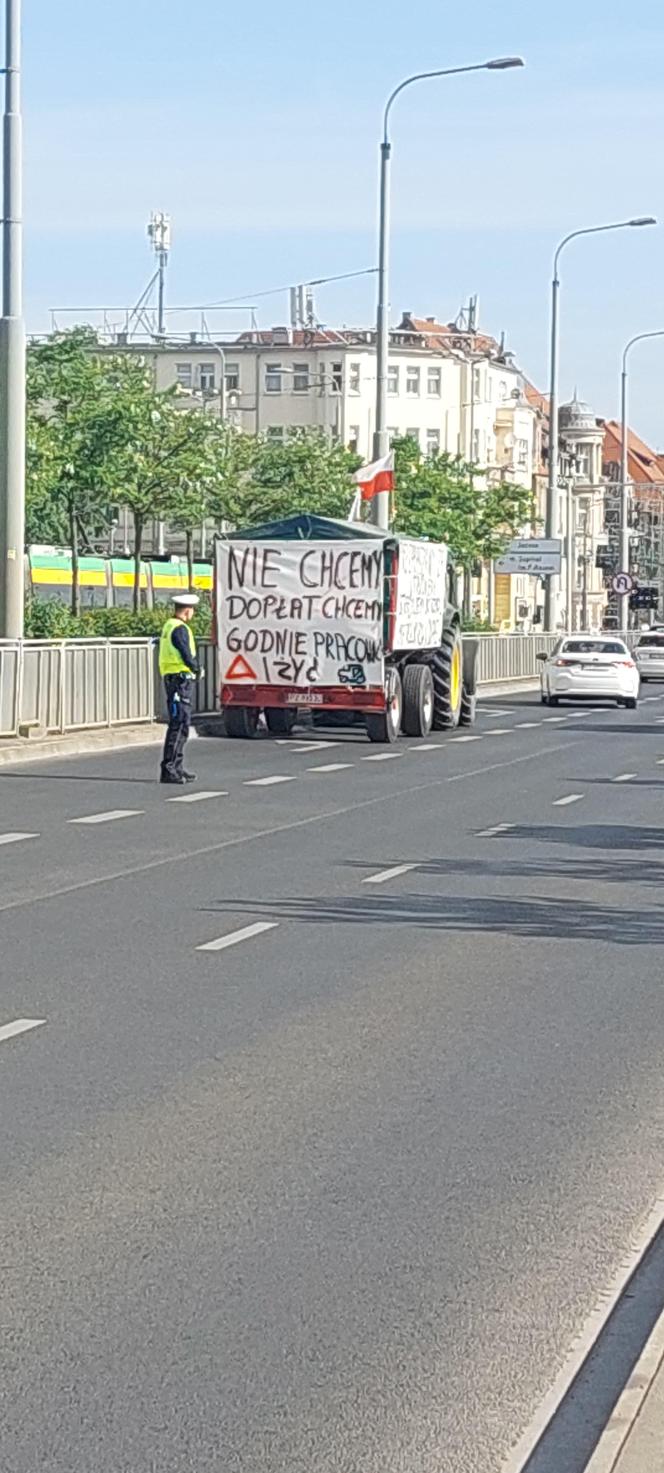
[{"xmin": 27, "ymin": 547, "xmax": 213, "ymax": 608}]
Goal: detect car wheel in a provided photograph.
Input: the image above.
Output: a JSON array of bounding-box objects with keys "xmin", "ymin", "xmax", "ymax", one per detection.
[
  {"xmin": 625, "ymin": 696, "xmax": 638, "ymax": 710},
  {"xmin": 548, "ymin": 694, "xmax": 559, "ymax": 707}
]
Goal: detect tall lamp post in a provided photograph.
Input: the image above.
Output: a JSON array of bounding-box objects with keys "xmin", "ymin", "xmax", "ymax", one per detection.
[
  {"xmin": 370, "ymin": 55, "xmax": 524, "ymax": 530},
  {"xmin": 619, "ymin": 329, "xmax": 664, "ymax": 629},
  {"xmin": 544, "ymin": 216, "xmax": 656, "ymax": 631},
  {"xmin": 0, "ymin": 0, "xmax": 25, "ymax": 639}
]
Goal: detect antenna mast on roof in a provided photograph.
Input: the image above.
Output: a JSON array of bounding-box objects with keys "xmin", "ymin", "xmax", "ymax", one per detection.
[{"xmin": 147, "ymin": 212, "xmax": 171, "ymax": 336}]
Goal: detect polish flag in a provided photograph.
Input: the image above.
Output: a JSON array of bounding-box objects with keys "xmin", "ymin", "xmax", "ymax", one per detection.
[{"xmin": 353, "ymin": 451, "xmax": 395, "ymax": 502}]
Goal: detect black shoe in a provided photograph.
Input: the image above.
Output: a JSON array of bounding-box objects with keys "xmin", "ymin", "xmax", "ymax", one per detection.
[
  {"xmin": 160, "ymin": 771, "xmax": 185, "ymax": 785},
  {"xmin": 182, "ymin": 771, "xmax": 197, "ymax": 783}
]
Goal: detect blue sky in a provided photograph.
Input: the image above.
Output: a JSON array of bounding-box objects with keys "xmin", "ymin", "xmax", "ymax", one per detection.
[{"xmin": 24, "ymin": 0, "xmax": 664, "ymax": 443}]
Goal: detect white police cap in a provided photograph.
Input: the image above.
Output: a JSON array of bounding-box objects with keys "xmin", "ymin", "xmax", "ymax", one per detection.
[{"xmin": 172, "ymin": 593, "xmax": 200, "ymax": 608}]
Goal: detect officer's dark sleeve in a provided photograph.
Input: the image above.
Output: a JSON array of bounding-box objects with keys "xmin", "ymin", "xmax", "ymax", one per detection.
[{"xmin": 170, "ymin": 622, "xmax": 200, "ymax": 673}]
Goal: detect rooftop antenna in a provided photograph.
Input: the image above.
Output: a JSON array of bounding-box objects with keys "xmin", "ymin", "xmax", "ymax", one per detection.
[{"xmin": 147, "ymin": 212, "xmax": 171, "ymax": 336}]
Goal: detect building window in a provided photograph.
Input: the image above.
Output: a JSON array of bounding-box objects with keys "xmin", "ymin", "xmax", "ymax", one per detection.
[
  {"xmin": 293, "ymin": 362, "xmax": 310, "ymax": 393},
  {"xmin": 176, "ymin": 362, "xmax": 192, "ymax": 389},
  {"xmin": 287, "ymin": 425, "xmax": 306, "ymax": 439},
  {"xmin": 498, "ymin": 379, "xmax": 508, "ymax": 401},
  {"xmin": 388, "ymin": 365, "xmax": 399, "ymax": 395},
  {"xmin": 266, "ymin": 425, "xmax": 285, "ymax": 441},
  {"xmin": 406, "ymin": 427, "xmax": 420, "ymax": 445},
  {"xmin": 516, "ymin": 437, "xmax": 529, "ymax": 468},
  {"xmin": 225, "ymin": 362, "xmax": 240, "ymax": 392},
  {"xmin": 349, "ymin": 362, "xmax": 361, "ymax": 394},
  {"xmin": 427, "ymin": 367, "xmax": 442, "ymax": 397},
  {"xmin": 472, "ymin": 365, "xmax": 482, "ymax": 400},
  {"xmin": 387, "ymin": 427, "xmax": 398, "ymax": 444},
  {"xmin": 197, "ymin": 363, "xmax": 216, "ymax": 393},
  {"xmin": 426, "ymin": 428, "xmax": 440, "ymax": 456},
  {"xmin": 330, "ymin": 361, "xmax": 342, "ymax": 393},
  {"xmin": 472, "ymin": 428, "xmax": 481, "ymax": 462},
  {"xmin": 265, "ymin": 363, "xmax": 282, "ymax": 393},
  {"xmin": 406, "ymin": 366, "xmax": 420, "ymax": 396},
  {"xmin": 348, "ymin": 425, "xmax": 360, "ymax": 453}
]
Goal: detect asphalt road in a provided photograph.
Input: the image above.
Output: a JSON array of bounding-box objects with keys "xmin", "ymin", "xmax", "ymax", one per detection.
[{"xmin": 3, "ymin": 689, "xmax": 664, "ymax": 1472}]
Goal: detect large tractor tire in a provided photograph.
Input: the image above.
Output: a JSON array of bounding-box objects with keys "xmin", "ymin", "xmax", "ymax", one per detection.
[
  {"xmin": 459, "ymin": 688, "xmax": 477, "ymax": 726},
  {"xmin": 402, "ymin": 662, "xmax": 435, "ymax": 737},
  {"xmin": 431, "ymin": 625, "xmax": 463, "ymax": 730},
  {"xmin": 265, "ymin": 707, "xmax": 296, "ymax": 736},
  {"xmin": 366, "ymin": 668, "xmax": 403, "ymax": 744},
  {"xmin": 224, "ymin": 705, "xmax": 259, "ymax": 738}
]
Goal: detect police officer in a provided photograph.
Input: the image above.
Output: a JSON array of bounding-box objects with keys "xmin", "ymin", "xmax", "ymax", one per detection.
[{"xmin": 159, "ymin": 593, "xmax": 200, "ymax": 785}]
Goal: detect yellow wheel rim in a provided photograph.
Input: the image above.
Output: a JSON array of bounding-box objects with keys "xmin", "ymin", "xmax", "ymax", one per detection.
[{"xmin": 450, "ymin": 644, "xmax": 461, "ymax": 710}]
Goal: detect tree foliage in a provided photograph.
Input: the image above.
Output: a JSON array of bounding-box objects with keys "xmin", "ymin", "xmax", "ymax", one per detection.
[{"xmin": 392, "ymin": 435, "xmax": 534, "ymax": 569}]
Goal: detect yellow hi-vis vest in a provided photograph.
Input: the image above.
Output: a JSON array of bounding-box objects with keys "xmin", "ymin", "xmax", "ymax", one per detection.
[{"xmin": 159, "ymin": 617, "xmax": 197, "ymax": 676}]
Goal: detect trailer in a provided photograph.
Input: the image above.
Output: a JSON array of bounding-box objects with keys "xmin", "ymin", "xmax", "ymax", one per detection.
[{"xmin": 215, "ymin": 513, "xmax": 477, "ymax": 743}]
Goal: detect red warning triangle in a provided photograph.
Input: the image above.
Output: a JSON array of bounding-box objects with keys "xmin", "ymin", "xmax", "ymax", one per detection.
[{"xmin": 224, "ymin": 653, "xmax": 258, "ymax": 681}]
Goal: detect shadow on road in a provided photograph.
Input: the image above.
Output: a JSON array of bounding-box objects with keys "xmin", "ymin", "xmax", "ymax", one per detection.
[{"xmin": 202, "ymin": 887, "xmax": 664, "ymax": 947}]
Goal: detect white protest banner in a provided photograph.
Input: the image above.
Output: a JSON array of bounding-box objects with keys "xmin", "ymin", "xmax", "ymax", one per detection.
[
  {"xmin": 216, "ymin": 539, "xmax": 385, "ymax": 690},
  {"xmin": 392, "ymin": 538, "xmax": 447, "ymax": 650}
]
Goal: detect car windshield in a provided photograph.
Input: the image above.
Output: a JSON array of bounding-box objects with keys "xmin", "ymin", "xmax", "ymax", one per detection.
[
  {"xmin": 637, "ymin": 634, "xmax": 664, "ymax": 647},
  {"xmin": 560, "ymin": 640, "xmax": 627, "ymax": 655}
]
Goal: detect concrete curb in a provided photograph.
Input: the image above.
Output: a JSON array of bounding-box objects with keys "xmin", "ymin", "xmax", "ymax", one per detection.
[
  {"xmin": 0, "ymin": 722, "xmax": 164, "ymax": 767},
  {"xmin": 583, "ymin": 1304, "xmax": 664, "ymax": 1472}
]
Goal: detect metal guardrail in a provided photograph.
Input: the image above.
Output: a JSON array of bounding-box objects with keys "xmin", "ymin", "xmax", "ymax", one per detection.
[
  {"xmin": 0, "ymin": 632, "xmax": 641, "ymax": 741},
  {"xmin": 0, "ymin": 638, "xmax": 156, "ymax": 738}
]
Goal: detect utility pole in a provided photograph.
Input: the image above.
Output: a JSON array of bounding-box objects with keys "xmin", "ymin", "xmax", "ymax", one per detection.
[{"xmin": 0, "ymin": 0, "xmax": 25, "ymax": 639}]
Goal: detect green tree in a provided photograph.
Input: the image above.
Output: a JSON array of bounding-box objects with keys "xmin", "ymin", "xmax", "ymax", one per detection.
[
  {"xmin": 392, "ymin": 436, "xmax": 534, "ymax": 588},
  {"xmin": 229, "ymin": 430, "xmax": 360, "ymax": 528},
  {"xmin": 27, "ymin": 330, "xmax": 119, "ymax": 613}
]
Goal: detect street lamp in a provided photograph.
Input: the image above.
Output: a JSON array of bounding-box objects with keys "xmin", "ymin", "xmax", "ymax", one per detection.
[
  {"xmin": 544, "ymin": 216, "xmax": 656, "ymax": 630},
  {"xmin": 618, "ymin": 329, "xmax": 664, "ymax": 628},
  {"xmin": 370, "ymin": 55, "xmax": 524, "ymax": 530}
]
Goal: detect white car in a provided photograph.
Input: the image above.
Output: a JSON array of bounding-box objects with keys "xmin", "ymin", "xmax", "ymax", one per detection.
[
  {"xmin": 537, "ymin": 637, "xmax": 639, "ymax": 708},
  {"xmin": 634, "ymin": 630, "xmax": 664, "ymax": 682}
]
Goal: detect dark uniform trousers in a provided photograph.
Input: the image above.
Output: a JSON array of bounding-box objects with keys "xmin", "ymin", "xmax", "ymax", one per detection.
[{"xmin": 161, "ymin": 673, "xmax": 193, "ymax": 778}]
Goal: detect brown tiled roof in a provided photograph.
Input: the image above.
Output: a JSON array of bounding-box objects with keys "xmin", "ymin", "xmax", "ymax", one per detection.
[
  {"xmin": 397, "ymin": 313, "xmax": 499, "ymax": 356},
  {"xmin": 602, "ymin": 419, "xmax": 664, "ymax": 484},
  {"xmin": 523, "ymin": 379, "xmax": 549, "ymax": 416}
]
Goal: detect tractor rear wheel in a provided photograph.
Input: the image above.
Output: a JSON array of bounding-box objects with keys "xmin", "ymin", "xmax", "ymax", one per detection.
[
  {"xmin": 459, "ymin": 688, "xmax": 477, "ymax": 726},
  {"xmin": 431, "ymin": 625, "xmax": 463, "ymax": 730},
  {"xmin": 224, "ymin": 706, "xmax": 259, "ymax": 738},
  {"xmin": 402, "ymin": 663, "xmax": 435, "ymax": 737}
]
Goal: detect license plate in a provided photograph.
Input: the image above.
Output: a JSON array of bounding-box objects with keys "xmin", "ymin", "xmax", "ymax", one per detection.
[{"xmin": 285, "ymin": 691, "xmax": 323, "ymax": 705}]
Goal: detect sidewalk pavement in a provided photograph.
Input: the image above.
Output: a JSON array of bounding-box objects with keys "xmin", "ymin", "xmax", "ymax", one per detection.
[{"xmin": 585, "ymin": 1306, "xmax": 664, "ymax": 1472}]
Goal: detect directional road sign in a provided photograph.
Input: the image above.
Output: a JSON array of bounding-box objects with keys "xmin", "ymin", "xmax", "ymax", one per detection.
[{"xmin": 495, "ymin": 538, "xmax": 562, "ymax": 576}]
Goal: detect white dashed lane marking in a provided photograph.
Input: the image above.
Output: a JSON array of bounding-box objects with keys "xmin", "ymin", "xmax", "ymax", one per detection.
[
  {"xmin": 544, "ymin": 715, "xmax": 568, "ymax": 723},
  {"xmin": 243, "ymin": 775, "xmax": 296, "ymax": 787},
  {"xmin": 197, "ymin": 921, "xmax": 279, "ymax": 953},
  {"xmin": 485, "ymin": 728, "xmax": 510, "ymax": 736},
  {"xmin": 362, "ymin": 752, "xmax": 402, "ymax": 762},
  {"xmin": 0, "ymin": 832, "xmax": 39, "ymax": 847},
  {"xmin": 553, "ymin": 794, "xmax": 584, "ymax": 807},
  {"xmin": 515, "ymin": 722, "xmax": 541, "ymax": 729},
  {"xmin": 0, "ymin": 1017, "xmax": 45, "ymax": 1045},
  {"xmin": 612, "ymin": 773, "xmax": 637, "ymax": 783},
  {"xmin": 166, "ymin": 790, "xmax": 228, "ymax": 804},
  {"xmin": 69, "ymin": 809, "xmax": 143, "ymax": 825},
  {"xmin": 277, "ymin": 740, "xmax": 338, "ymax": 752},
  {"xmin": 476, "ymin": 822, "xmax": 515, "ymax": 838},
  {"xmin": 307, "ymin": 762, "xmax": 354, "ymax": 773},
  {"xmin": 451, "ymin": 734, "xmax": 482, "ymax": 743},
  {"xmin": 363, "ymin": 863, "xmax": 417, "ymax": 885},
  {"xmin": 408, "ymin": 743, "xmax": 442, "ymax": 752}
]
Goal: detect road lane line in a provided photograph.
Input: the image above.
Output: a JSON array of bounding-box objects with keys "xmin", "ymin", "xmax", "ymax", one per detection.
[
  {"xmin": 197, "ymin": 920, "xmax": 278, "ymax": 952},
  {"xmin": 612, "ymin": 773, "xmax": 637, "ymax": 783},
  {"xmin": 451, "ymin": 734, "xmax": 482, "ymax": 743},
  {"xmin": 408, "ymin": 743, "xmax": 442, "ymax": 751},
  {"xmin": 476, "ymin": 823, "xmax": 515, "ymax": 838},
  {"xmin": 485, "ymin": 728, "xmax": 510, "ymax": 735},
  {"xmin": 243, "ymin": 775, "xmax": 296, "ymax": 787},
  {"xmin": 0, "ymin": 1017, "xmax": 45, "ymax": 1045},
  {"xmin": 69, "ymin": 809, "xmax": 143, "ymax": 825},
  {"xmin": 0, "ymin": 832, "xmax": 39, "ymax": 846},
  {"xmin": 166, "ymin": 790, "xmax": 228, "ymax": 803},
  {"xmin": 277, "ymin": 740, "xmax": 337, "ymax": 751},
  {"xmin": 363, "ymin": 863, "xmax": 417, "ymax": 885},
  {"xmin": 515, "ymin": 721, "xmax": 541, "ymax": 728},
  {"xmin": 553, "ymin": 793, "xmax": 583, "ymax": 806},
  {"xmin": 362, "ymin": 752, "xmax": 402, "ymax": 761},
  {"xmin": 544, "ymin": 715, "xmax": 568, "ymax": 722},
  {"xmin": 307, "ymin": 762, "xmax": 354, "ymax": 773},
  {"xmin": 0, "ymin": 739, "xmax": 584, "ymax": 917}
]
